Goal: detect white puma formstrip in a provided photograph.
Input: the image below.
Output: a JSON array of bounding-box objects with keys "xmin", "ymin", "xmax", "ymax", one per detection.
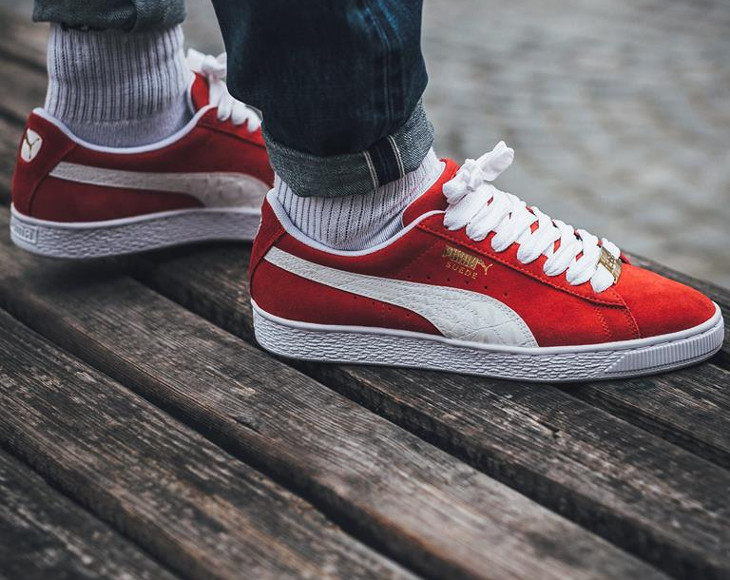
[
  {"xmin": 264, "ymin": 246, "xmax": 538, "ymax": 347},
  {"xmin": 49, "ymin": 162, "xmax": 269, "ymax": 208}
]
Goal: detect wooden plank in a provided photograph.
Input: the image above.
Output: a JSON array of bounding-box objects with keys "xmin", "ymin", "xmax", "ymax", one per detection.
[
  {"xmin": 0, "ymin": 310, "xmax": 416, "ymax": 580},
  {"xmin": 568, "ymin": 366, "xmax": 730, "ymax": 468},
  {"xmin": 127, "ymin": 243, "xmax": 730, "ymax": 580},
  {"xmin": 0, "ymin": 213, "xmax": 666, "ymax": 580},
  {"xmin": 0, "ymin": 449, "xmax": 180, "ymax": 580}
]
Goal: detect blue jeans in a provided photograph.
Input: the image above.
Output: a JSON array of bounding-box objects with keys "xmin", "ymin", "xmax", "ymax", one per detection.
[{"xmin": 34, "ymin": 0, "xmax": 434, "ymax": 197}]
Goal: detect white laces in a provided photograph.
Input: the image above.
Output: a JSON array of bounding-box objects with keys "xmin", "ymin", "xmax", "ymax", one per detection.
[
  {"xmin": 443, "ymin": 142, "xmax": 621, "ymax": 293},
  {"xmin": 186, "ymin": 49, "xmax": 261, "ymax": 132}
]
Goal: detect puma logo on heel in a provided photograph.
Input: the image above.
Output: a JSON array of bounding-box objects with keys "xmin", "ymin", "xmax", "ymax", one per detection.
[{"xmin": 21, "ymin": 129, "xmax": 43, "ymax": 163}]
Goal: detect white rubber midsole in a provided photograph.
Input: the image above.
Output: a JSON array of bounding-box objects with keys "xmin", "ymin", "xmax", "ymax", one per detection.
[
  {"xmin": 252, "ymin": 300, "xmax": 724, "ymax": 382},
  {"xmin": 10, "ymin": 204, "xmax": 261, "ymax": 259}
]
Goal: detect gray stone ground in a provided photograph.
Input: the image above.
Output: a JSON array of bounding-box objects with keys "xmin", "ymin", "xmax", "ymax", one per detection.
[{"xmin": 3, "ymin": 0, "xmax": 729, "ymax": 286}]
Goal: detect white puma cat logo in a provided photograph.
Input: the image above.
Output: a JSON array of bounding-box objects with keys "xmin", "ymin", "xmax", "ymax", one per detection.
[{"xmin": 21, "ymin": 129, "xmax": 43, "ymax": 162}]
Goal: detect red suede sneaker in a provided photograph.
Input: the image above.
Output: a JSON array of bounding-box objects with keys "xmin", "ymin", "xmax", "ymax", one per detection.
[
  {"xmin": 249, "ymin": 143, "xmax": 724, "ymax": 382},
  {"xmin": 10, "ymin": 50, "xmax": 273, "ymax": 259}
]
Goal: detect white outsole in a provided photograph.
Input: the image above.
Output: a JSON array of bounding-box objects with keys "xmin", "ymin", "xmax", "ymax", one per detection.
[
  {"xmin": 10, "ymin": 204, "xmax": 261, "ymax": 259},
  {"xmin": 252, "ymin": 300, "xmax": 724, "ymax": 382}
]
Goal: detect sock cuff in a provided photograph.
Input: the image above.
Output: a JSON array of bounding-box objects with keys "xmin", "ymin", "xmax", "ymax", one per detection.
[
  {"xmin": 45, "ymin": 23, "xmax": 192, "ymax": 123},
  {"xmin": 397, "ymin": 148, "xmax": 443, "ymax": 202},
  {"xmin": 274, "ymin": 148, "xmax": 444, "ymax": 250}
]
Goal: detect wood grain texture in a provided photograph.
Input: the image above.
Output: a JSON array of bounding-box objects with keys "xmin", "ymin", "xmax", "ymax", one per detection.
[
  {"xmin": 129, "ymin": 243, "xmax": 730, "ymax": 580},
  {"xmin": 0, "ymin": 311, "xmax": 415, "ymax": 580},
  {"xmin": 567, "ymin": 365, "xmax": 730, "ymax": 468},
  {"xmin": 0, "ymin": 449, "xmax": 179, "ymax": 580},
  {"xmin": 0, "ymin": 212, "xmax": 665, "ymax": 580}
]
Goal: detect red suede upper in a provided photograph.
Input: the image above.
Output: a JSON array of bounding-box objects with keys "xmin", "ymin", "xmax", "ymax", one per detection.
[
  {"xmin": 11, "ymin": 115, "xmax": 75, "ymax": 216},
  {"xmin": 612, "ymin": 263, "xmax": 716, "ymax": 338},
  {"xmin": 251, "ymin": 163, "xmax": 716, "ymax": 347},
  {"xmin": 11, "ymin": 75, "xmax": 273, "ymax": 222}
]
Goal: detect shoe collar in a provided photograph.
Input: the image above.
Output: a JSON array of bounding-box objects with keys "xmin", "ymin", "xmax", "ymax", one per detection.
[
  {"xmin": 401, "ymin": 158, "xmax": 460, "ymax": 226},
  {"xmin": 266, "ymin": 159, "xmax": 459, "ymax": 257},
  {"xmin": 30, "ymin": 101, "xmax": 214, "ymax": 156},
  {"xmin": 265, "ymin": 188, "xmax": 445, "ymax": 257}
]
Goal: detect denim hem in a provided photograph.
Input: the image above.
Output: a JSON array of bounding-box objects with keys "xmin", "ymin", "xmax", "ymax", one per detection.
[
  {"xmin": 33, "ymin": 0, "xmax": 186, "ymax": 32},
  {"xmin": 264, "ymin": 101, "xmax": 434, "ymax": 198}
]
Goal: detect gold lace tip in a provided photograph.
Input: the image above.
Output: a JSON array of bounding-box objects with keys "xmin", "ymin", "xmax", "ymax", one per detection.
[{"xmin": 599, "ymin": 247, "xmax": 622, "ymax": 284}]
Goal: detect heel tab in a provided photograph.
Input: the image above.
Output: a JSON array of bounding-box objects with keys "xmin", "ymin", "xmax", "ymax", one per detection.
[
  {"xmin": 20, "ymin": 109, "xmax": 76, "ymax": 149},
  {"xmin": 249, "ymin": 198, "xmax": 286, "ymax": 292},
  {"xmin": 11, "ymin": 110, "xmax": 76, "ymax": 216}
]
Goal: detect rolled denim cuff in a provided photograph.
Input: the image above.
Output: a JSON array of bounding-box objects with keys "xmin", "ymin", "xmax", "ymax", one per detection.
[
  {"xmin": 263, "ymin": 101, "xmax": 434, "ymax": 198},
  {"xmin": 33, "ymin": 0, "xmax": 186, "ymax": 32}
]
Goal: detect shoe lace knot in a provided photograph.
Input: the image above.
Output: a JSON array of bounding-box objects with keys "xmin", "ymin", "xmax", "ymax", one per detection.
[
  {"xmin": 187, "ymin": 49, "xmax": 261, "ymax": 132},
  {"xmin": 443, "ymin": 141, "xmax": 622, "ymax": 293}
]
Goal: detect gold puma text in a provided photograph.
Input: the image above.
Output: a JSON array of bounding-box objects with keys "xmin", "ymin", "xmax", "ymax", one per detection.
[{"xmin": 442, "ymin": 245, "xmax": 492, "ymax": 279}]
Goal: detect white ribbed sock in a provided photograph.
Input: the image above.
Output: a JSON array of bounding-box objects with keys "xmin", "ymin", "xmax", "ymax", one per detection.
[
  {"xmin": 275, "ymin": 149, "xmax": 443, "ymax": 250},
  {"xmin": 44, "ymin": 24, "xmax": 193, "ymax": 147}
]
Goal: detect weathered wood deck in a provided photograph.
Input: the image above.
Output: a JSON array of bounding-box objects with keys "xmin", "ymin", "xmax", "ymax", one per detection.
[{"xmin": 1, "ymin": 14, "xmax": 728, "ymax": 580}]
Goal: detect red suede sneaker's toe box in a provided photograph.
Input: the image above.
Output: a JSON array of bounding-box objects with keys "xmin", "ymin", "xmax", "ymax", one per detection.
[{"xmin": 613, "ymin": 263, "xmax": 717, "ymax": 339}]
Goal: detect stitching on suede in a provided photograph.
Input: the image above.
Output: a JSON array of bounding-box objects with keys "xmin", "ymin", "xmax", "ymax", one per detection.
[
  {"xmin": 604, "ymin": 286, "xmax": 641, "ymax": 339},
  {"xmin": 27, "ymin": 174, "xmax": 47, "ymax": 216},
  {"xmin": 392, "ymin": 242, "xmax": 436, "ymax": 279},
  {"xmin": 593, "ymin": 307, "xmax": 613, "ymax": 342},
  {"xmin": 418, "ymin": 221, "xmax": 623, "ymax": 307},
  {"xmin": 251, "ymin": 229, "xmax": 286, "ymax": 294},
  {"xmin": 29, "ymin": 140, "xmax": 79, "ymax": 216}
]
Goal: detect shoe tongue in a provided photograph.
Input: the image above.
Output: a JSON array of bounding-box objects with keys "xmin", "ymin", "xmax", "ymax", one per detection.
[
  {"xmin": 401, "ymin": 159, "xmax": 460, "ymax": 226},
  {"xmin": 189, "ymin": 73, "xmax": 211, "ymax": 110}
]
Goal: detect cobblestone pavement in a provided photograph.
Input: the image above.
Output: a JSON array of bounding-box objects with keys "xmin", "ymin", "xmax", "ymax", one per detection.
[{"xmin": 4, "ymin": 0, "xmax": 729, "ymax": 286}]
